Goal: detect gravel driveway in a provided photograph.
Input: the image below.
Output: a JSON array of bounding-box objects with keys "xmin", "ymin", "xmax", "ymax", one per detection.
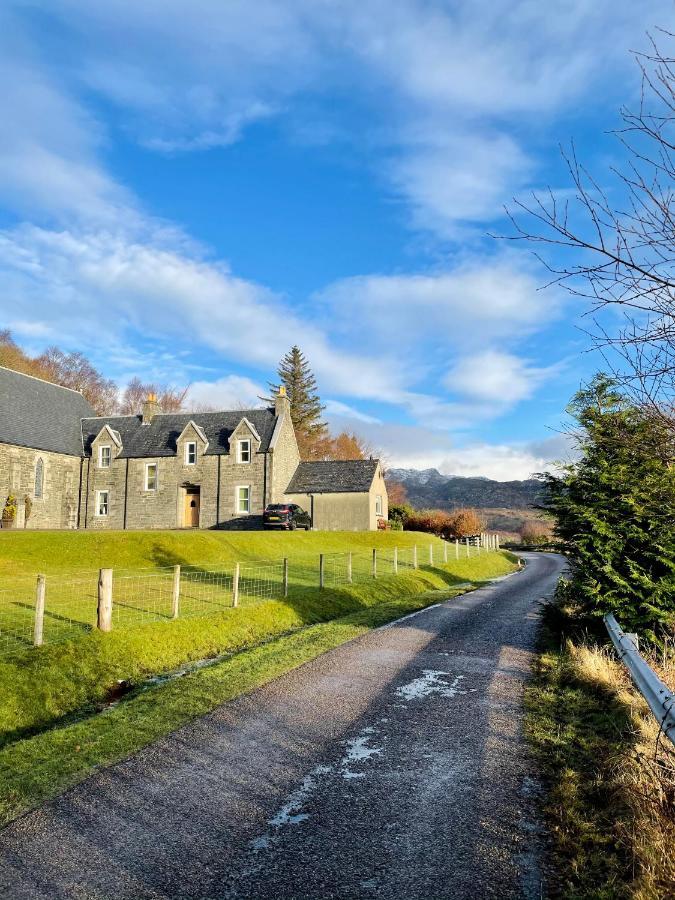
[{"xmin": 0, "ymin": 551, "xmax": 565, "ymax": 899}]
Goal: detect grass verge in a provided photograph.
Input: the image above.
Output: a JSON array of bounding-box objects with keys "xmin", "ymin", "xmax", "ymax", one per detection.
[
  {"xmin": 0, "ymin": 553, "xmax": 517, "ymax": 827},
  {"xmin": 526, "ymin": 601, "xmax": 675, "ymax": 898}
]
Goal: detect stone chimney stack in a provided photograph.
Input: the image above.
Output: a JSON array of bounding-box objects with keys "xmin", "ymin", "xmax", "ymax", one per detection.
[
  {"xmin": 142, "ymin": 392, "xmax": 161, "ymax": 424},
  {"xmin": 274, "ymin": 384, "xmax": 291, "ymax": 418}
]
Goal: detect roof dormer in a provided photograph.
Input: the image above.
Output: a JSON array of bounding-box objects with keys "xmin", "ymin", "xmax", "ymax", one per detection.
[{"xmin": 91, "ymin": 424, "xmax": 123, "ymax": 466}]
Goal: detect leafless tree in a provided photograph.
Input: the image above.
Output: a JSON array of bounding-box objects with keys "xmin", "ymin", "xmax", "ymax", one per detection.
[
  {"xmin": 118, "ymin": 377, "xmax": 188, "ymax": 415},
  {"xmin": 503, "ymin": 29, "xmax": 675, "ymax": 425}
]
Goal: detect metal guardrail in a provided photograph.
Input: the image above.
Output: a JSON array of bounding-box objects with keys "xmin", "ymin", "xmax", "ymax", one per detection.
[{"xmin": 604, "ymin": 613, "xmax": 675, "ymax": 748}]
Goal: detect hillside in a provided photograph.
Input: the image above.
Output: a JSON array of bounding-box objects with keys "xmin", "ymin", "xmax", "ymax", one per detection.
[{"xmin": 387, "ymin": 468, "xmax": 544, "ymax": 510}]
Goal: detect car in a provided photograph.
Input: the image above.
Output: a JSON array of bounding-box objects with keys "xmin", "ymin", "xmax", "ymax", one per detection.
[{"xmin": 263, "ymin": 503, "xmax": 312, "ymax": 530}]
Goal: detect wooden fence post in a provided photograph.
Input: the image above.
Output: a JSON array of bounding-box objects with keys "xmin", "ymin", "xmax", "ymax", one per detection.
[
  {"xmin": 372, "ymin": 548, "xmax": 377, "ymax": 578},
  {"xmin": 232, "ymin": 563, "xmax": 240, "ymax": 607},
  {"xmin": 455, "ymin": 539, "xmax": 459, "ymax": 559},
  {"xmin": 97, "ymin": 568, "xmax": 113, "ymax": 632},
  {"xmin": 347, "ymin": 551, "xmax": 353, "ymax": 584},
  {"xmin": 496, "ymin": 534, "xmax": 500, "ymax": 550},
  {"xmin": 33, "ymin": 574, "xmax": 46, "ymax": 647},
  {"xmin": 172, "ymin": 565, "xmax": 180, "ymax": 619},
  {"xmin": 413, "ymin": 545, "xmax": 418, "ymax": 569},
  {"xmin": 429, "ymin": 544, "xmax": 434, "ymax": 566},
  {"xmin": 283, "ymin": 557, "xmax": 289, "ymax": 597},
  {"xmin": 443, "ymin": 541, "xmax": 448, "ymax": 564},
  {"xmin": 465, "ymin": 538, "xmax": 470, "ymax": 558},
  {"xmin": 319, "ymin": 553, "xmax": 325, "ymax": 589},
  {"xmin": 393, "ymin": 547, "xmax": 398, "ymax": 575}
]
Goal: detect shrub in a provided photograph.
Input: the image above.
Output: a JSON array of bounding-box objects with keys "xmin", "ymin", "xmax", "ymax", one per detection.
[
  {"xmin": 388, "ymin": 503, "xmax": 414, "ymax": 527},
  {"xmin": 1, "ymin": 495, "xmax": 17, "ymax": 523},
  {"xmin": 403, "ymin": 509, "xmax": 455, "ymax": 538},
  {"xmin": 520, "ymin": 520, "xmax": 553, "ymax": 546},
  {"xmin": 447, "ymin": 508, "xmax": 485, "ymax": 538}
]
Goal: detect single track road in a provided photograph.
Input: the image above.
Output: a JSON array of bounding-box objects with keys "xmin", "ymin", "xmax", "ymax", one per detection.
[{"xmin": 0, "ymin": 551, "xmax": 565, "ymax": 899}]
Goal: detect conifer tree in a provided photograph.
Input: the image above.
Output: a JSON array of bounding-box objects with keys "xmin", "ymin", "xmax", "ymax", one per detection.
[
  {"xmin": 543, "ymin": 375, "xmax": 675, "ymax": 640},
  {"xmin": 269, "ymin": 346, "xmax": 327, "ymax": 453}
]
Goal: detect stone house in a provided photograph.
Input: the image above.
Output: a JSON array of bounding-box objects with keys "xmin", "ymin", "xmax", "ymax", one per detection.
[{"xmin": 0, "ymin": 366, "xmax": 388, "ymax": 531}]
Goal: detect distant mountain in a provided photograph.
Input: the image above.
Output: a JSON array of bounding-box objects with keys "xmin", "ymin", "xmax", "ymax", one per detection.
[{"xmin": 387, "ymin": 467, "xmax": 544, "ymax": 510}]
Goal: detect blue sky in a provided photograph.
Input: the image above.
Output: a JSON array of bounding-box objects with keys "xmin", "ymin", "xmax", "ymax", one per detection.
[{"xmin": 0, "ymin": 1, "xmax": 670, "ymax": 478}]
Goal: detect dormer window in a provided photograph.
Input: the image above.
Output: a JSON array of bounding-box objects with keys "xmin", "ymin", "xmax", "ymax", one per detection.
[
  {"xmin": 99, "ymin": 446, "xmax": 112, "ymax": 468},
  {"xmin": 237, "ymin": 439, "xmax": 251, "ymax": 464},
  {"xmin": 185, "ymin": 442, "xmax": 197, "ymax": 465}
]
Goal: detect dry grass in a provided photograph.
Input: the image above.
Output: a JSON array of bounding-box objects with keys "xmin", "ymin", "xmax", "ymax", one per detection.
[{"xmin": 527, "ymin": 616, "xmax": 675, "ymax": 898}]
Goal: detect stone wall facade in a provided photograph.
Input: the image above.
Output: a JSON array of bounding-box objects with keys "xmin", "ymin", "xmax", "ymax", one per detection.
[
  {"xmin": 1, "ymin": 392, "xmax": 386, "ymax": 532},
  {"xmin": 0, "ymin": 442, "xmax": 81, "ymax": 530},
  {"xmin": 80, "ymin": 417, "xmax": 276, "ymax": 530}
]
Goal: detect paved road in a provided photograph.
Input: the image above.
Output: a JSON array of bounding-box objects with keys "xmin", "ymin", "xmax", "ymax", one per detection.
[{"xmin": 0, "ymin": 552, "xmax": 565, "ymax": 900}]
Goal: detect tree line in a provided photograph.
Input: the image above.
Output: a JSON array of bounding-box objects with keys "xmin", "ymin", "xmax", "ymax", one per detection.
[{"xmin": 1, "ymin": 330, "xmax": 187, "ymax": 416}]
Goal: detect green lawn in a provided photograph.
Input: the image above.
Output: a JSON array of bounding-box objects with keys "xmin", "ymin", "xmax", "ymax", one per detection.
[
  {"xmin": 0, "ymin": 545, "xmax": 519, "ymax": 826},
  {"xmin": 0, "ymin": 529, "xmax": 488, "ymax": 656}
]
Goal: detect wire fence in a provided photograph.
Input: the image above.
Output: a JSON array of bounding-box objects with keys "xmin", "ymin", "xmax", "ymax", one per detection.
[{"xmin": 0, "ymin": 534, "xmax": 500, "ymax": 660}]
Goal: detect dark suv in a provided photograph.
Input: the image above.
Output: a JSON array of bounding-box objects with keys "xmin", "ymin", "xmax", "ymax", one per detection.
[{"xmin": 263, "ymin": 503, "xmax": 312, "ymax": 530}]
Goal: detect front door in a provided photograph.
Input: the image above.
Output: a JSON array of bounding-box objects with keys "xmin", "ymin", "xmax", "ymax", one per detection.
[{"xmin": 184, "ymin": 489, "xmax": 200, "ymax": 527}]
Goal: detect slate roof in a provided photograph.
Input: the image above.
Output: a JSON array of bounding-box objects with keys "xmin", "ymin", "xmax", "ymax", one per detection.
[
  {"xmin": 285, "ymin": 459, "xmax": 380, "ymax": 494},
  {"xmin": 81, "ymin": 408, "xmax": 278, "ymax": 458},
  {"xmin": 0, "ymin": 366, "xmax": 95, "ymax": 457}
]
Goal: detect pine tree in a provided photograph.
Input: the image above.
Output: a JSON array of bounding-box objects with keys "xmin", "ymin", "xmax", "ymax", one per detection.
[{"xmin": 269, "ymin": 347, "xmax": 327, "ymax": 452}]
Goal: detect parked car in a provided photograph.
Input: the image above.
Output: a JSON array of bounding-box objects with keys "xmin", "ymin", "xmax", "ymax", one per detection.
[{"xmin": 263, "ymin": 503, "xmax": 312, "ymax": 530}]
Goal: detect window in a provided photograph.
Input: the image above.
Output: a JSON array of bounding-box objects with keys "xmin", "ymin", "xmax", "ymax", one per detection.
[
  {"xmin": 236, "ymin": 485, "xmax": 250, "ymax": 514},
  {"xmin": 96, "ymin": 490, "xmax": 109, "ymax": 517},
  {"xmin": 99, "ymin": 445, "xmax": 112, "ymax": 468},
  {"xmin": 34, "ymin": 458, "xmax": 44, "ymax": 499},
  {"xmin": 375, "ymin": 494, "xmax": 383, "ymax": 516},
  {"xmin": 185, "ymin": 442, "xmax": 197, "ymax": 465},
  {"xmin": 237, "ymin": 439, "xmax": 251, "ymax": 463},
  {"xmin": 145, "ymin": 463, "xmax": 158, "ymax": 491}
]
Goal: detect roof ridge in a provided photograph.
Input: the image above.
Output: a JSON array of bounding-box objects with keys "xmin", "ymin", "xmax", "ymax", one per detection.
[
  {"xmin": 83, "ymin": 407, "xmax": 273, "ymax": 420},
  {"xmin": 0, "ymin": 365, "xmax": 86, "ymax": 396}
]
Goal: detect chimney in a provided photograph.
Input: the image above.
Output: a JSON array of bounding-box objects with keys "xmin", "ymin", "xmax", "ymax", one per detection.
[
  {"xmin": 142, "ymin": 392, "xmax": 161, "ymax": 424},
  {"xmin": 274, "ymin": 384, "xmax": 291, "ymax": 418}
]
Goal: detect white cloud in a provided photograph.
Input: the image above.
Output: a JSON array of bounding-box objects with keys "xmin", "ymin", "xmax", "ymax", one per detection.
[
  {"xmin": 3, "ymin": 0, "xmax": 659, "ymax": 236},
  {"xmin": 317, "ymin": 257, "xmax": 559, "ymax": 355},
  {"xmin": 389, "ymin": 131, "xmax": 531, "ymax": 235},
  {"xmin": 186, "ymin": 375, "xmax": 266, "ymax": 410},
  {"xmin": 445, "ymin": 350, "xmax": 560, "ymax": 405},
  {"xmin": 323, "ymin": 415, "xmax": 560, "ymax": 480},
  {"xmin": 0, "ymin": 224, "xmax": 406, "ymax": 405},
  {"xmin": 325, "ymin": 399, "xmax": 382, "ymax": 424}
]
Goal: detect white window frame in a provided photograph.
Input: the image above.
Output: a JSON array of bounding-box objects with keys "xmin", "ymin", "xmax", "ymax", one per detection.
[
  {"xmin": 237, "ymin": 438, "xmax": 251, "ymax": 464},
  {"xmin": 95, "ymin": 490, "xmax": 109, "ymax": 517},
  {"xmin": 375, "ymin": 494, "xmax": 383, "ymax": 516},
  {"xmin": 236, "ymin": 485, "xmax": 251, "ymax": 515},
  {"xmin": 185, "ymin": 441, "xmax": 197, "ymax": 465},
  {"xmin": 144, "ymin": 462, "xmax": 158, "ymax": 492},
  {"xmin": 99, "ymin": 445, "xmax": 112, "ymax": 468}
]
